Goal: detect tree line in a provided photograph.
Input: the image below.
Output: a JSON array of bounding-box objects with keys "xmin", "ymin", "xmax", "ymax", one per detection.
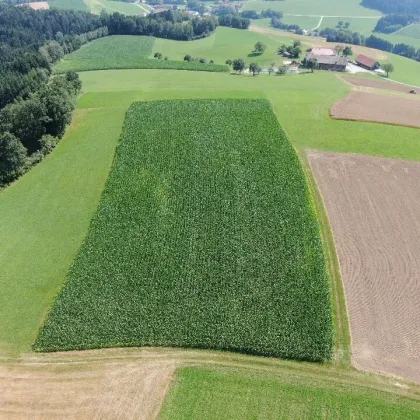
[
  {"xmin": 374, "ymin": 13, "xmax": 419, "ymax": 33},
  {"xmin": 319, "ymin": 27, "xmax": 420, "ymax": 62},
  {"xmin": 361, "ymin": 0, "xmax": 420, "ymax": 14}
]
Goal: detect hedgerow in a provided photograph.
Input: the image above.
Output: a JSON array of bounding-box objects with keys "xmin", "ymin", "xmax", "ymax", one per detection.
[
  {"xmin": 34, "ymin": 99, "xmax": 333, "ymax": 362},
  {"xmin": 54, "ymin": 57, "xmax": 229, "ymax": 73}
]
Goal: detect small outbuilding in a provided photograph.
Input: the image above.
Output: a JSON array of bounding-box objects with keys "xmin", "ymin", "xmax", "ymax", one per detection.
[{"xmin": 355, "ymin": 54, "xmax": 379, "ymax": 70}]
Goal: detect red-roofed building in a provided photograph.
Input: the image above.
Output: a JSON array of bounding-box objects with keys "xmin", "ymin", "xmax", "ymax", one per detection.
[{"xmin": 355, "ymin": 54, "xmax": 379, "ymax": 70}]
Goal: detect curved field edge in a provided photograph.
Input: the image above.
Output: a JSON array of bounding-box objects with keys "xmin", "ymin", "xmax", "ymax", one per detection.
[
  {"xmin": 161, "ymin": 365, "xmax": 420, "ymax": 419},
  {"xmin": 298, "ymin": 150, "xmax": 351, "ymax": 369},
  {"xmin": 3, "ymin": 349, "xmax": 420, "ymax": 419},
  {"xmin": 34, "ymin": 99, "xmax": 333, "ymax": 362}
]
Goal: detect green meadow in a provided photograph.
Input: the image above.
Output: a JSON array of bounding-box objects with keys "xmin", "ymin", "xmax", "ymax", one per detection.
[
  {"xmin": 48, "ymin": 0, "xmax": 89, "ymax": 12},
  {"xmin": 160, "ymin": 366, "xmax": 420, "ymax": 419}
]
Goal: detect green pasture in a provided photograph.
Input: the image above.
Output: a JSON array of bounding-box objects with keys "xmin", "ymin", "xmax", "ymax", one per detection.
[
  {"xmin": 396, "ymin": 24, "xmax": 420, "ymax": 39},
  {"xmin": 161, "ymin": 366, "xmax": 420, "ymax": 419},
  {"xmin": 0, "ymin": 107, "xmax": 126, "ymax": 356},
  {"xmin": 319, "ymin": 17, "xmax": 379, "ymax": 35},
  {"xmin": 154, "ymin": 27, "xmax": 295, "ymax": 67},
  {"xmin": 48, "ymin": 0, "xmax": 89, "ymax": 12},
  {"xmin": 243, "ymin": 0, "xmax": 382, "ymax": 16},
  {"xmin": 280, "ymin": 15, "xmax": 320, "ymax": 30},
  {"xmin": 83, "ymin": 0, "xmax": 147, "ymax": 15},
  {"xmin": 78, "ymin": 70, "xmax": 420, "ymax": 160}
]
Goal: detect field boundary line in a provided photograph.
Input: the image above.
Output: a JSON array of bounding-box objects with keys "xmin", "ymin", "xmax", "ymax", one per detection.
[{"xmin": 299, "ymin": 150, "xmax": 351, "ymax": 369}]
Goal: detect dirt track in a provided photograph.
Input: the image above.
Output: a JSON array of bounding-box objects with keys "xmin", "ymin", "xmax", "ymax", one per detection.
[
  {"xmin": 309, "ymin": 151, "xmax": 420, "ymax": 384},
  {"xmin": 341, "ymin": 76, "xmax": 414, "ymax": 93},
  {"xmin": 331, "ymin": 91, "xmax": 420, "ymax": 129},
  {"xmin": 0, "ymin": 355, "xmax": 176, "ymax": 419}
]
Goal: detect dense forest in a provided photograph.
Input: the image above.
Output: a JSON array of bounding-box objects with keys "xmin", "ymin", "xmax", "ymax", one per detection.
[
  {"xmin": 362, "ymin": 0, "xmax": 420, "ymax": 14},
  {"xmin": 0, "ymin": 4, "xmax": 228, "ymax": 186}
]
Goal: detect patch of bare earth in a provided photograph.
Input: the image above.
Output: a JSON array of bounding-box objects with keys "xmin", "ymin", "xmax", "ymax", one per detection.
[
  {"xmin": 341, "ymin": 76, "xmax": 415, "ymax": 93},
  {"xmin": 0, "ymin": 355, "xmax": 176, "ymax": 419},
  {"xmin": 249, "ymin": 25, "xmax": 388, "ymax": 60},
  {"xmin": 27, "ymin": 2, "xmax": 49, "ymax": 10},
  {"xmin": 309, "ymin": 151, "xmax": 420, "ymax": 384},
  {"xmin": 331, "ymin": 91, "xmax": 420, "ymax": 129}
]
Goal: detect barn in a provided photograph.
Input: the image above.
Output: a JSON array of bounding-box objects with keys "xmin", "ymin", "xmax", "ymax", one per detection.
[
  {"xmin": 316, "ymin": 56, "xmax": 348, "ymax": 72},
  {"xmin": 355, "ymin": 54, "xmax": 379, "ymax": 70}
]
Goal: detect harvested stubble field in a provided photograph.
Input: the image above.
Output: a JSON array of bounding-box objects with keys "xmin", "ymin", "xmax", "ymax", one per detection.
[
  {"xmin": 34, "ymin": 99, "xmax": 332, "ymax": 362},
  {"xmin": 330, "ymin": 91, "xmax": 420, "ymax": 129},
  {"xmin": 309, "ymin": 151, "xmax": 420, "ymax": 384},
  {"xmin": 341, "ymin": 76, "xmax": 415, "ymax": 93}
]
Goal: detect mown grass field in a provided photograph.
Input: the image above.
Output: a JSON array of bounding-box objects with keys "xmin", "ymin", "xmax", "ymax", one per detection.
[
  {"xmin": 154, "ymin": 27, "xmax": 297, "ymax": 67},
  {"xmin": 0, "ymin": 107, "xmax": 126, "ymax": 356},
  {"xmin": 243, "ymin": 0, "xmax": 382, "ymax": 16},
  {"xmin": 48, "ymin": 0, "xmax": 89, "ymax": 12},
  {"xmin": 83, "ymin": 0, "xmax": 147, "ymax": 15},
  {"xmin": 35, "ymin": 99, "xmax": 332, "ymax": 361},
  {"xmin": 396, "ymin": 24, "xmax": 420, "ymax": 40},
  {"xmin": 160, "ymin": 366, "xmax": 420, "ymax": 419}
]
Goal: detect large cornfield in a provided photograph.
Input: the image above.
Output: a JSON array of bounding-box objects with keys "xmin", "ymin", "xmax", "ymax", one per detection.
[{"xmin": 35, "ymin": 99, "xmax": 332, "ymax": 362}]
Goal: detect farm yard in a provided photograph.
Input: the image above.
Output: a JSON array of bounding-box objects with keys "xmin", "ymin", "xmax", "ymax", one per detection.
[
  {"xmin": 330, "ymin": 91, "xmax": 420, "ymax": 129},
  {"xmin": 34, "ymin": 99, "xmax": 333, "ymax": 361},
  {"xmin": 309, "ymin": 151, "xmax": 420, "ymax": 384},
  {"xmin": 2, "ymin": 2, "xmax": 420, "ymax": 415}
]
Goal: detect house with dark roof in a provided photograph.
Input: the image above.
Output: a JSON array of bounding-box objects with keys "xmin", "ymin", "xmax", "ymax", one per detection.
[
  {"xmin": 355, "ymin": 54, "xmax": 379, "ymax": 70},
  {"xmin": 311, "ymin": 55, "xmax": 348, "ymax": 72}
]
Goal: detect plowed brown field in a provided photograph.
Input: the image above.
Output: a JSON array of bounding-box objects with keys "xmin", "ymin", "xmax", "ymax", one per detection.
[
  {"xmin": 341, "ymin": 76, "xmax": 415, "ymax": 93},
  {"xmin": 331, "ymin": 91, "xmax": 420, "ymax": 129},
  {"xmin": 309, "ymin": 151, "xmax": 420, "ymax": 384}
]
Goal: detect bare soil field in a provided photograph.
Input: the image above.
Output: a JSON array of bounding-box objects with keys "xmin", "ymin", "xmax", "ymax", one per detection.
[
  {"xmin": 330, "ymin": 91, "xmax": 420, "ymax": 129},
  {"xmin": 309, "ymin": 151, "xmax": 420, "ymax": 384},
  {"xmin": 27, "ymin": 2, "xmax": 49, "ymax": 10},
  {"xmin": 249, "ymin": 25, "xmax": 388, "ymax": 60},
  {"xmin": 341, "ymin": 76, "xmax": 415, "ymax": 93},
  {"xmin": 0, "ymin": 353, "xmax": 176, "ymax": 419}
]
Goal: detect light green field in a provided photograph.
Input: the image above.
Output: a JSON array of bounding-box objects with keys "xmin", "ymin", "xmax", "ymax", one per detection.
[
  {"xmin": 48, "ymin": 0, "xmax": 89, "ymax": 12},
  {"xmin": 280, "ymin": 15, "xmax": 320, "ymax": 30},
  {"xmin": 375, "ymin": 31, "xmax": 420, "ymax": 51},
  {"xmin": 243, "ymin": 0, "xmax": 382, "ymax": 16},
  {"xmin": 320, "ymin": 17, "xmax": 379, "ymax": 35},
  {"xmin": 0, "ymin": 107, "xmax": 126, "ymax": 356},
  {"xmin": 396, "ymin": 24, "xmax": 420, "ymax": 39},
  {"xmin": 161, "ymin": 366, "xmax": 420, "ymax": 419},
  {"xmin": 154, "ymin": 27, "xmax": 296, "ymax": 67},
  {"xmin": 2, "ymin": 67, "xmax": 420, "ymax": 356},
  {"xmin": 83, "ymin": 0, "xmax": 147, "ymax": 15}
]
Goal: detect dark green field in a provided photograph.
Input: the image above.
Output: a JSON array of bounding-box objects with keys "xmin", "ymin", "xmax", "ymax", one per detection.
[{"xmin": 35, "ymin": 99, "xmax": 332, "ymax": 362}]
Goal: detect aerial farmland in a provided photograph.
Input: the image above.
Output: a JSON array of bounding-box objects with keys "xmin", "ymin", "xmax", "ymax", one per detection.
[{"xmin": 1, "ymin": 0, "xmax": 420, "ymax": 418}]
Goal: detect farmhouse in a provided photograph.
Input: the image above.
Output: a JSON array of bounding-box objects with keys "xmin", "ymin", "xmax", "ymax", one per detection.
[
  {"xmin": 315, "ymin": 56, "xmax": 348, "ymax": 72},
  {"xmin": 307, "ymin": 47, "xmax": 335, "ymax": 59},
  {"xmin": 355, "ymin": 54, "xmax": 379, "ymax": 70}
]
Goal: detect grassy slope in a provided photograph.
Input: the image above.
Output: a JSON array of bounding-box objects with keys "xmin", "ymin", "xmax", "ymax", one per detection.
[
  {"xmin": 35, "ymin": 99, "xmax": 332, "ymax": 362},
  {"xmin": 243, "ymin": 0, "xmax": 381, "ymax": 16},
  {"xmin": 160, "ymin": 366, "xmax": 420, "ymax": 419},
  {"xmin": 396, "ymin": 24, "xmax": 420, "ymax": 39},
  {"xmin": 78, "ymin": 70, "xmax": 420, "ymax": 161},
  {"xmin": 84, "ymin": 0, "xmax": 146, "ymax": 15},
  {"xmin": 153, "ymin": 27, "xmax": 299, "ymax": 67},
  {"xmin": 48, "ymin": 0, "xmax": 89, "ymax": 12},
  {"xmin": 0, "ymin": 107, "xmax": 126, "ymax": 356},
  {"xmin": 54, "ymin": 35, "xmax": 228, "ymax": 73}
]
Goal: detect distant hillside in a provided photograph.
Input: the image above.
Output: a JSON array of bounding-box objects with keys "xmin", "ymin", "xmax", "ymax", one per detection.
[{"xmin": 362, "ymin": 0, "xmax": 420, "ymax": 14}]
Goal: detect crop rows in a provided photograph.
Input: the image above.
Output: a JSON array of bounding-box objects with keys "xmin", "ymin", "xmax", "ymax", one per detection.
[
  {"xmin": 35, "ymin": 99, "xmax": 332, "ymax": 362},
  {"xmin": 54, "ymin": 36, "xmax": 228, "ymax": 73}
]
